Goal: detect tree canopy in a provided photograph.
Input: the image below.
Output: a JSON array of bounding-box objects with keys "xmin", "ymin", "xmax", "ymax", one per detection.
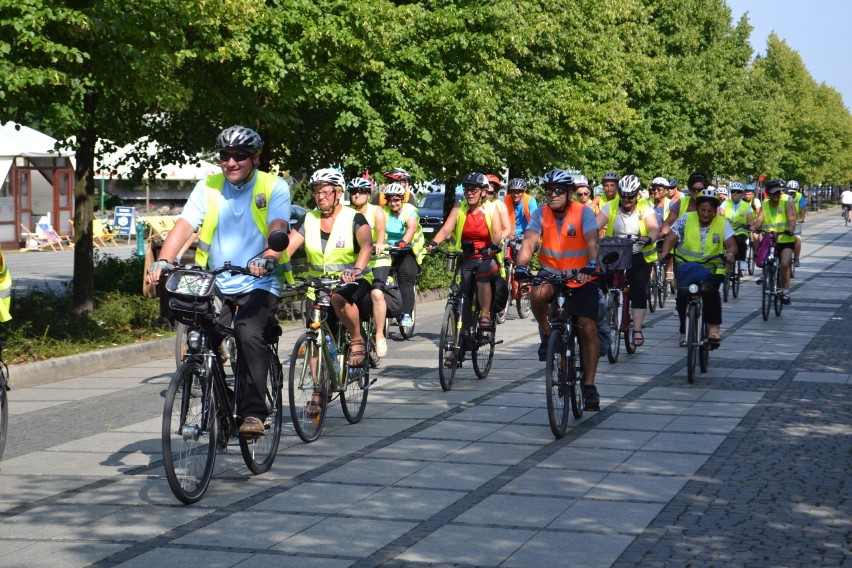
[{"xmin": 1, "ymin": 0, "xmax": 850, "ymax": 309}]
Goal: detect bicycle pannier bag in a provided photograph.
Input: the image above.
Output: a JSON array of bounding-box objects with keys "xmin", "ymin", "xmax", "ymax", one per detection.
[
  {"xmin": 675, "ymin": 262, "xmax": 712, "ymax": 287},
  {"xmin": 755, "ymin": 236, "xmax": 772, "ymax": 268}
]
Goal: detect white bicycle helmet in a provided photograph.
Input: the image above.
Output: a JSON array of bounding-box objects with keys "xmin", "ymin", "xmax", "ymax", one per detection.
[
  {"xmin": 729, "ymin": 182, "xmax": 746, "ymax": 191},
  {"xmin": 573, "ymin": 174, "xmax": 589, "ymax": 188},
  {"xmin": 346, "ymin": 177, "xmax": 373, "ymax": 192},
  {"xmin": 716, "ymin": 186, "xmax": 729, "ymax": 197},
  {"xmin": 618, "ymin": 174, "xmax": 642, "ymax": 197},
  {"xmin": 383, "ymin": 182, "xmax": 406, "ymax": 196},
  {"xmin": 309, "ymin": 168, "xmax": 346, "ymax": 189},
  {"xmin": 651, "ymin": 176, "xmax": 669, "ymax": 187},
  {"xmin": 787, "ymin": 179, "xmax": 800, "ymax": 190}
]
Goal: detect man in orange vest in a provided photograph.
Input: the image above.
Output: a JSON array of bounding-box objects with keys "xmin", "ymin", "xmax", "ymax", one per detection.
[
  {"xmin": 503, "ymin": 178, "xmax": 538, "ymax": 238},
  {"xmin": 514, "ymin": 168, "xmax": 603, "ymax": 411}
]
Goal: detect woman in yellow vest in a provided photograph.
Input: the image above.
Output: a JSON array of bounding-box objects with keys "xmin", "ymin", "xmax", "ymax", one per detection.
[
  {"xmin": 287, "ymin": 168, "xmax": 374, "ymax": 368},
  {"xmin": 721, "ymin": 182, "xmax": 754, "ymax": 274},
  {"xmin": 595, "ymin": 175, "xmax": 659, "ymax": 348},
  {"xmin": 347, "ymin": 177, "xmax": 390, "ymax": 357},
  {"xmin": 754, "ymin": 179, "xmax": 797, "ymax": 305},
  {"xmin": 382, "ymin": 183, "xmax": 426, "ymax": 330},
  {"xmin": 661, "ymin": 188, "xmax": 737, "ymax": 349},
  {"xmin": 425, "ymin": 171, "xmax": 504, "ymax": 339}
]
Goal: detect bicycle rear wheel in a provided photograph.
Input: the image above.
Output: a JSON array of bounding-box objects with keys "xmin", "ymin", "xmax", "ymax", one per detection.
[
  {"xmin": 341, "ymin": 334, "xmax": 369, "ymax": 424},
  {"xmin": 747, "ymin": 243, "xmax": 755, "ymax": 275},
  {"xmin": 288, "ymin": 333, "xmax": 328, "ymax": 443},
  {"xmin": 722, "ymin": 266, "xmax": 730, "ymax": 302},
  {"xmin": 648, "ymin": 264, "xmax": 657, "ymax": 313},
  {"xmin": 472, "ymin": 323, "xmax": 495, "ymax": 379},
  {"xmin": 761, "ymin": 266, "xmax": 771, "ymax": 321},
  {"xmin": 162, "ymin": 361, "xmax": 216, "ymax": 504},
  {"xmin": 239, "ymin": 349, "xmax": 283, "ymax": 474},
  {"xmin": 438, "ymin": 304, "xmax": 461, "ymax": 391},
  {"xmin": 731, "ymin": 266, "xmax": 740, "ymax": 298},
  {"xmin": 686, "ymin": 303, "xmax": 698, "ymax": 384},
  {"xmin": 606, "ymin": 290, "xmax": 622, "ymax": 363},
  {"xmin": 399, "ymin": 289, "xmax": 417, "ymax": 339},
  {"xmin": 545, "ymin": 331, "xmax": 569, "ymax": 438},
  {"xmin": 699, "ymin": 316, "xmax": 709, "ymax": 374},
  {"xmin": 0, "ymin": 387, "xmax": 7, "ymax": 460}
]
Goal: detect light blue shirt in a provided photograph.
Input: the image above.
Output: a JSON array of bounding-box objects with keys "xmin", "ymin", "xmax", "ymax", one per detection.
[
  {"xmin": 512, "ymin": 196, "xmax": 538, "ymax": 236},
  {"xmin": 181, "ymin": 170, "xmax": 291, "ymax": 296}
]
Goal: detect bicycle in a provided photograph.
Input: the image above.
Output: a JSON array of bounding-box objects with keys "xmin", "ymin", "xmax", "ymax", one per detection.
[
  {"xmin": 161, "ymin": 238, "xmax": 288, "ymax": 504},
  {"xmin": 288, "ymin": 276, "xmax": 374, "ymax": 443},
  {"xmin": 745, "ymin": 230, "xmax": 755, "ymax": 276},
  {"xmin": 0, "ymin": 341, "xmax": 9, "ymax": 460},
  {"xmin": 600, "ymin": 236, "xmax": 639, "ymax": 362},
  {"xmin": 385, "ymin": 245, "xmax": 417, "ymax": 341},
  {"xmin": 722, "ymin": 251, "xmax": 740, "ymax": 302},
  {"xmin": 434, "ymin": 247, "xmax": 502, "ymax": 391},
  {"xmin": 671, "ymin": 253, "xmax": 726, "ymax": 384},
  {"xmin": 756, "ymin": 230, "xmax": 785, "ymax": 321},
  {"xmin": 496, "ymin": 237, "xmax": 531, "ymax": 323},
  {"xmin": 175, "ymin": 320, "xmax": 237, "ymax": 375}
]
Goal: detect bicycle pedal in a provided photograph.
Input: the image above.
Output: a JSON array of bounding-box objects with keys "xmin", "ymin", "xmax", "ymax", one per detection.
[
  {"xmin": 493, "ymin": 339, "xmax": 504, "ymax": 345},
  {"xmin": 365, "ymin": 378, "xmax": 378, "ymax": 390}
]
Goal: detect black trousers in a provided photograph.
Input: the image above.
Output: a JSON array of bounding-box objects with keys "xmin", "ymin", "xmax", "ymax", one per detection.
[{"xmin": 219, "ymin": 290, "xmax": 278, "ymax": 420}]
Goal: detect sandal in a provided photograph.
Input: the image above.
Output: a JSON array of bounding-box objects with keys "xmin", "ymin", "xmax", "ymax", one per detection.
[
  {"xmin": 708, "ymin": 333, "xmax": 721, "ymax": 350},
  {"xmin": 348, "ymin": 338, "xmax": 367, "ymax": 366},
  {"xmin": 665, "ymin": 271, "xmax": 674, "ymax": 284},
  {"xmin": 478, "ymin": 315, "xmax": 493, "ymax": 331},
  {"xmin": 306, "ymin": 390, "xmax": 323, "ymax": 418},
  {"xmin": 633, "ymin": 330, "xmax": 645, "ymax": 347}
]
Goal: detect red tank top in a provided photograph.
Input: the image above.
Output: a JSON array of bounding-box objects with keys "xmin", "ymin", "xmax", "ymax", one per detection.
[{"xmin": 461, "ymin": 209, "xmax": 490, "ymax": 255}]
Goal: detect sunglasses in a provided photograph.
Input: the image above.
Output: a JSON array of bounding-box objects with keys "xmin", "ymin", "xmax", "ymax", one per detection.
[
  {"xmin": 576, "ymin": 192, "xmax": 590, "ymax": 197},
  {"xmin": 463, "ymin": 186, "xmax": 483, "ymax": 193},
  {"xmin": 544, "ymin": 186, "xmax": 568, "ymax": 196},
  {"xmin": 219, "ymin": 151, "xmax": 251, "ymax": 162},
  {"xmin": 621, "ymin": 195, "xmax": 637, "ymax": 201},
  {"xmin": 348, "ymin": 189, "xmax": 370, "ymax": 196},
  {"xmin": 485, "ymin": 190, "xmax": 496, "ymax": 196}
]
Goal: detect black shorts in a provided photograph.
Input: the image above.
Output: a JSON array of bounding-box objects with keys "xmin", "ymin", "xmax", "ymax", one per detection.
[
  {"xmin": 843, "ymin": 204, "xmax": 852, "ymax": 211},
  {"xmin": 775, "ymin": 241, "xmax": 795, "ymax": 254},
  {"xmin": 534, "ymin": 271, "xmax": 599, "ymax": 320},
  {"xmin": 333, "ymin": 278, "xmax": 371, "ymax": 305}
]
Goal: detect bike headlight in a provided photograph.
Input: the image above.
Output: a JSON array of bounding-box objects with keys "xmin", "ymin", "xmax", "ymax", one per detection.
[
  {"xmin": 187, "ymin": 329, "xmax": 202, "ymax": 350},
  {"xmin": 557, "ymin": 296, "xmax": 565, "ymax": 308},
  {"xmin": 688, "ymin": 283, "xmax": 699, "ymax": 294}
]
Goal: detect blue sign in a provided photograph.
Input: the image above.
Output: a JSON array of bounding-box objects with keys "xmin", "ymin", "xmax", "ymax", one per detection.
[{"xmin": 114, "ymin": 206, "xmax": 136, "ymax": 236}]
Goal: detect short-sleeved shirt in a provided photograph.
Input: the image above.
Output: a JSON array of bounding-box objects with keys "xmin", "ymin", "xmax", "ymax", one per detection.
[
  {"xmin": 670, "ymin": 214, "xmax": 735, "ymax": 247},
  {"xmin": 511, "ymin": 196, "xmax": 538, "ymax": 236},
  {"xmin": 386, "ymin": 208, "xmax": 417, "ymax": 244},
  {"xmin": 600, "ymin": 202, "xmax": 657, "ymax": 254},
  {"xmin": 181, "ymin": 170, "xmax": 291, "ymax": 296}
]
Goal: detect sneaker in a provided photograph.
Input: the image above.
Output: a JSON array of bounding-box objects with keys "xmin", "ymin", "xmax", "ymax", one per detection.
[
  {"xmin": 538, "ymin": 338, "xmax": 549, "ymax": 362},
  {"xmin": 583, "ymin": 385, "xmax": 600, "ymax": 411},
  {"xmin": 781, "ymin": 292, "xmax": 791, "ymax": 305},
  {"xmin": 400, "ymin": 314, "xmax": 414, "ymax": 327},
  {"xmin": 794, "ymin": 259, "xmax": 800, "ymax": 268},
  {"xmin": 756, "ymin": 276, "xmax": 764, "ymax": 285},
  {"xmin": 239, "ymin": 416, "xmax": 266, "ymax": 437}
]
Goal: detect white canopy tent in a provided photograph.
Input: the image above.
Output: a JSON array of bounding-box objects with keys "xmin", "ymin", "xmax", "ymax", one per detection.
[{"xmin": 96, "ymin": 138, "xmax": 219, "ymax": 181}]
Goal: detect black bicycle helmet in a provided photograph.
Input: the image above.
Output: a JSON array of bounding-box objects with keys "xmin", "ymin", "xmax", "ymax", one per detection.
[
  {"xmin": 462, "ymin": 172, "xmax": 488, "ymax": 188},
  {"xmin": 216, "ymin": 125, "xmax": 263, "ymax": 153},
  {"xmin": 764, "ymin": 179, "xmax": 786, "ymax": 193},
  {"xmin": 686, "ymin": 173, "xmax": 709, "ymax": 189}
]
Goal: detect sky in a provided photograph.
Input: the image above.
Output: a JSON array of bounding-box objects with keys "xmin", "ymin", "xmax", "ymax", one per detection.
[{"xmin": 725, "ymin": 0, "xmax": 852, "ymax": 110}]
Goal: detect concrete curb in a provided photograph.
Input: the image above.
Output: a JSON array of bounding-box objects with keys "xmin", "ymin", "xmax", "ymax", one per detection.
[
  {"xmin": 8, "ymin": 290, "xmax": 449, "ymax": 389},
  {"xmin": 10, "ymin": 338, "xmax": 174, "ymax": 389}
]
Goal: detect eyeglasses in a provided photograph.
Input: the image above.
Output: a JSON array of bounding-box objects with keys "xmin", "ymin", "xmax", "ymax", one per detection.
[
  {"xmin": 544, "ymin": 186, "xmax": 568, "ymax": 196},
  {"xmin": 219, "ymin": 151, "xmax": 251, "ymax": 162},
  {"xmin": 509, "ymin": 188, "xmax": 525, "ymax": 193},
  {"xmin": 387, "ymin": 197, "xmax": 402, "ymax": 203},
  {"xmin": 576, "ymin": 192, "xmax": 590, "ymax": 197},
  {"xmin": 348, "ymin": 189, "xmax": 370, "ymax": 196},
  {"xmin": 463, "ymin": 186, "xmax": 483, "ymax": 193},
  {"xmin": 621, "ymin": 195, "xmax": 637, "ymax": 201},
  {"xmin": 689, "ymin": 186, "xmax": 705, "ymax": 192},
  {"xmin": 312, "ymin": 189, "xmax": 335, "ymax": 198}
]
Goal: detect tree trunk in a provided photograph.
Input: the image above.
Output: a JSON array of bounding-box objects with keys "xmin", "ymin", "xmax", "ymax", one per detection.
[{"xmin": 72, "ymin": 92, "xmax": 98, "ymax": 315}]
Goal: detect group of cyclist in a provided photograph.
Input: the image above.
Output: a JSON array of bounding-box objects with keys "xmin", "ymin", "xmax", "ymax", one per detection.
[{"xmin": 146, "ymin": 125, "xmax": 813, "ymax": 435}]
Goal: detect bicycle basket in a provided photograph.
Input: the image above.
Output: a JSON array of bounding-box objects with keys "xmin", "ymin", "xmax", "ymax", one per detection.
[
  {"xmin": 165, "ymin": 269, "xmax": 223, "ymax": 325},
  {"xmin": 599, "ymin": 237, "xmax": 634, "ymax": 269}
]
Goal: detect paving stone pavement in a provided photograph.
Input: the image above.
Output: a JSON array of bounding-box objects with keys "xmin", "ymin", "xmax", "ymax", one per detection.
[{"xmin": 0, "ymin": 210, "xmax": 849, "ymax": 567}]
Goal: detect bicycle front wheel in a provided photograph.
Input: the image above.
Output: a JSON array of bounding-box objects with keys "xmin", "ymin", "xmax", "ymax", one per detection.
[
  {"xmin": 774, "ymin": 264, "xmax": 784, "ymax": 317},
  {"xmin": 288, "ymin": 333, "xmax": 328, "ymax": 443},
  {"xmin": 686, "ymin": 303, "xmax": 698, "ymax": 384},
  {"xmin": 699, "ymin": 315, "xmax": 709, "ymax": 374},
  {"xmin": 648, "ymin": 264, "xmax": 657, "ymax": 313},
  {"xmin": 722, "ymin": 266, "xmax": 730, "ymax": 303},
  {"xmin": 341, "ymin": 332, "xmax": 369, "ymax": 424},
  {"xmin": 472, "ymin": 322, "xmax": 495, "ymax": 379},
  {"xmin": 239, "ymin": 349, "xmax": 283, "ymax": 475},
  {"xmin": 606, "ymin": 291, "xmax": 622, "ymax": 363},
  {"xmin": 438, "ymin": 304, "xmax": 461, "ymax": 391},
  {"xmin": 732, "ymin": 265, "xmax": 740, "ymax": 298},
  {"xmin": 162, "ymin": 361, "xmax": 217, "ymax": 504},
  {"xmin": 517, "ymin": 288, "xmax": 532, "ymax": 318},
  {"xmin": 545, "ymin": 331, "xmax": 569, "ymax": 438},
  {"xmin": 0, "ymin": 388, "xmax": 7, "ymax": 460},
  {"xmin": 568, "ymin": 328, "xmax": 584, "ymax": 420},
  {"xmin": 747, "ymin": 244, "xmax": 755, "ymax": 275},
  {"xmin": 761, "ymin": 266, "xmax": 771, "ymax": 321},
  {"xmin": 657, "ymin": 269, "xmax": 668, "ymax": 308}
]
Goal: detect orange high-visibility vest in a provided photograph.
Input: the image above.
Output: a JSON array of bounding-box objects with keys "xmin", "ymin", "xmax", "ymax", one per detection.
[{"xmin": 539, "ymin": 203, "xmax": 588, "ymax": 287}]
